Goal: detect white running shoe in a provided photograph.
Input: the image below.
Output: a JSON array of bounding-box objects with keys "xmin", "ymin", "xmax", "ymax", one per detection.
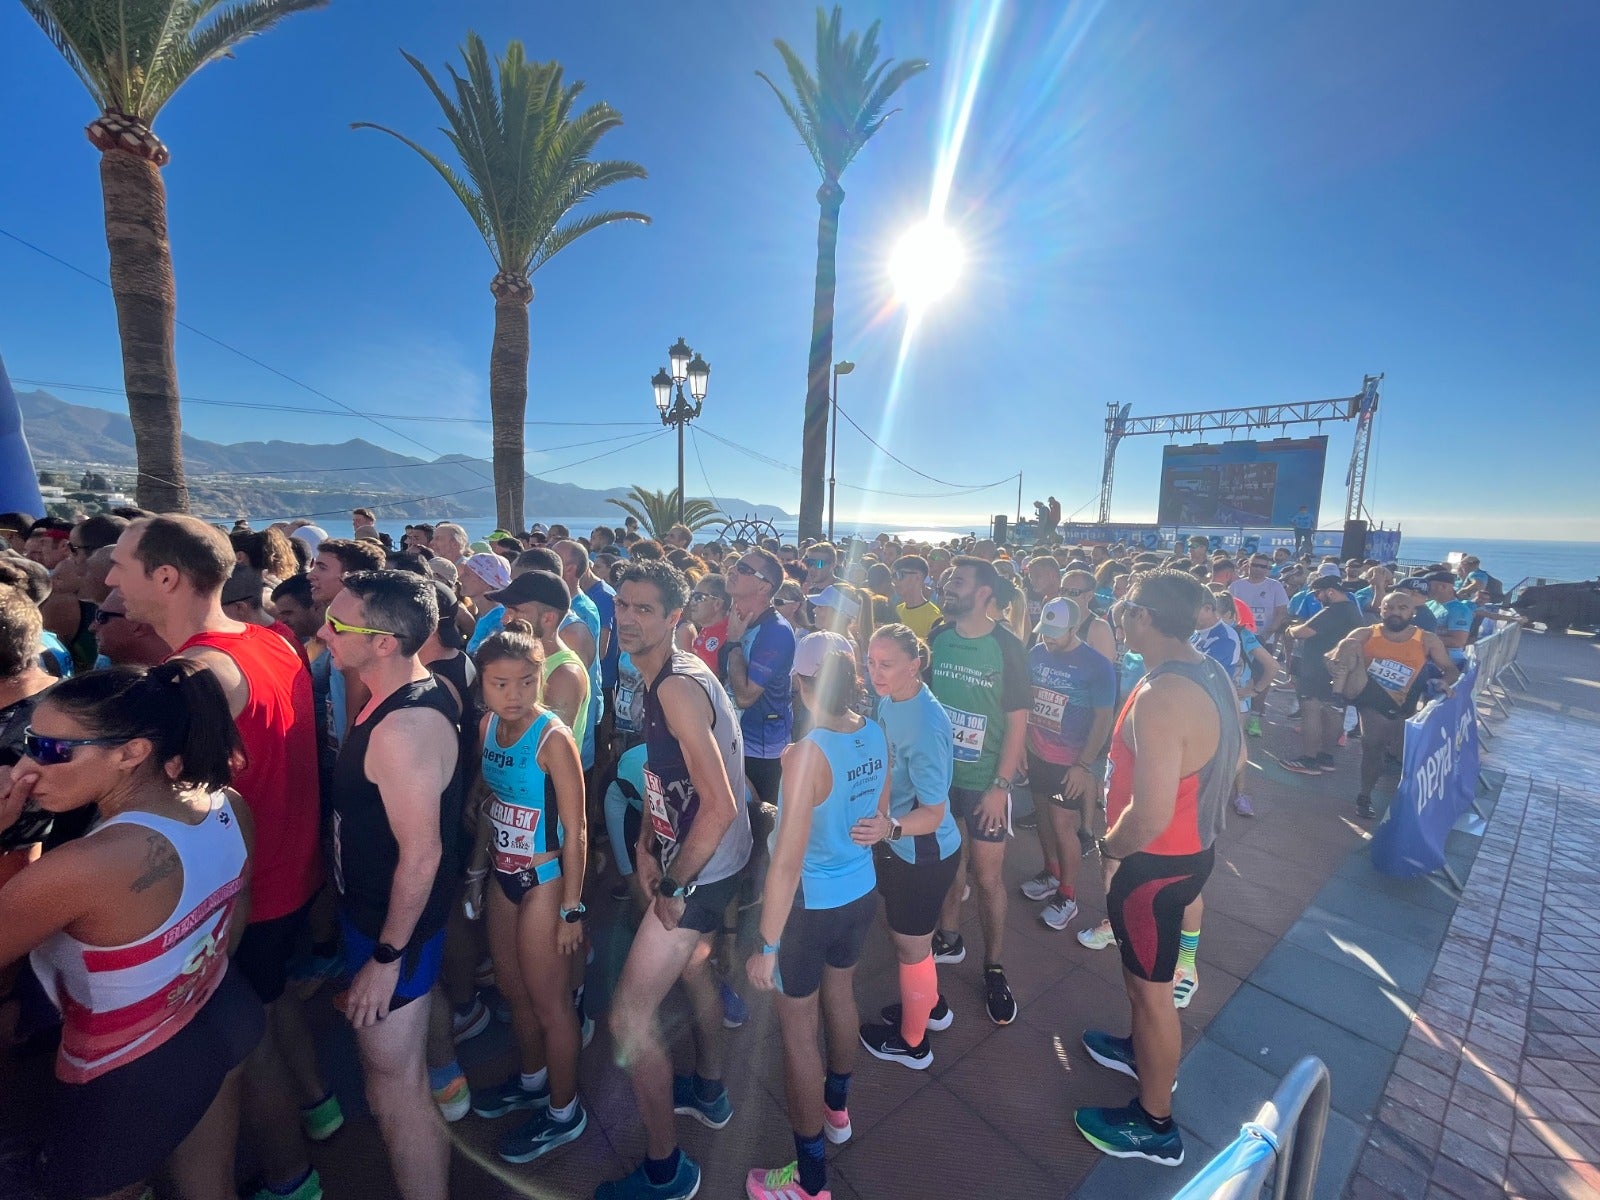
[
  {"xmin": 1020, "ymin": 869, "xmax": 1061, "ymax": 902},
  {"xmin": 1077, "ymin": 921, "xmax": 1116, "ymax": 951}
]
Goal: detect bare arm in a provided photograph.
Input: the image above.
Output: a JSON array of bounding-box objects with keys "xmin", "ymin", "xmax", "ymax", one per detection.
[
  {"xmin": 723, "ymin": 641, "xmax": 765, "ymax": 708},
  {"xmin": 1422, "ymin": 631, "xmax": 1462, "ymax": 688},
  {"xmin": 560, "ymin": 620, "xmax": 596, "ymax": 669},
  {"xmin": 756, "ymin": 740, "xmax": 821, "ymax": 949},
  {"xmin": 538, "ymin": 724, "xmax": 588, "ymax": 916},
  {"xmin": 178, "ymin": 645, "xmax": 249, "ymax": 718},
  {"xmin": 543, "ymin": 661, "xmax": 587, "ymax": 734},
  {"xmin": 1085, "ymin": 617, "xmax": 1116, "ymax": 663}
]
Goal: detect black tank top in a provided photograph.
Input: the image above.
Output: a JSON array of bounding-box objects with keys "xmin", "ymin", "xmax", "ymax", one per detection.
[
  {"xmin": 427, "ymin": 651, "xmax": 479, "ymax": 787},
  {"xmin": 332, "ymin": 675, "xmax": 464, "ymax": 942}
]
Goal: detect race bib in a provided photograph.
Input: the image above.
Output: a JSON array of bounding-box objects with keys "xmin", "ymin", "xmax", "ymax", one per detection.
[
  {"xmin": 489, "ymin": 797, "xmax": 542, "ymax": 874},
  {"xmin": 1367, "ymin": 657, "xmax": 1416, "ymax": 696},
  {"xmin": 644, "ymin": 767, "xmax": 678, "ymax": 845},
  {"xmin": 615, "ymin": 679, "xmax": 641, "ymax": 733},
  {"xmin": 944, "ymin": 706, "xmax": 988, "ymax": 762},
  {"xmin": 1029, "ymin": 687, "xmax": 1067, "ymax": 731}
]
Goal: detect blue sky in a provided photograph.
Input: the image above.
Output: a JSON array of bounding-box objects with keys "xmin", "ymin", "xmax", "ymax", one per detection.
[{"xmin": 3, "ymin": 0, "xmax": 1597, "ymax": 538}]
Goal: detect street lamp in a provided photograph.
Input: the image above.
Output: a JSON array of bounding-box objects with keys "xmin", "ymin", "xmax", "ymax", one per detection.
[
  {"xmin": 651, "ymin": 336, "xmax": 708, "ymax": 524},
  {"xmin": 828, "ymin": 360, "xmax": 855, "ymax": 542}
]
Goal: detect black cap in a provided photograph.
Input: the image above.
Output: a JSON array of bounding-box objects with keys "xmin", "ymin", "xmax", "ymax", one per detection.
[
  {"xmin": 487, "ymin": 569, "xmax": 570, "ymax": 611},
  {"xmin": 1396, "ymin": 578, "xmax": 1431, "ymax": 595},
  {"xmin": 1311, "ymin": 576, "xmax": 1350, "ymax": 594},
  {"xmin": 1421, "ymin": 570, "xmax": 1455, "ymax": 584}
]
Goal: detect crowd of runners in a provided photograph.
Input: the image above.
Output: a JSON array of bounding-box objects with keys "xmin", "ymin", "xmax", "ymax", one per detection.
[{"xmin": 0, "ymin": 507, "xmax": 1526, "ymax": 1200}]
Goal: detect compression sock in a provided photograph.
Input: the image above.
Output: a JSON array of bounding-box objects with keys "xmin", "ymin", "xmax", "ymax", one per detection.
[
  {"xmin": 824, "ymin": 1070, "xmax": 851, "ymax": 1113},
  {"xmin": 1177, "ymin": 930, "xmax": 1200, "ymax": 975},
  {"xmin": 643, "ymin": 1148, "xmax": 682, "ymax": 1186},
  {"xmin": 692, "ymin": 1073, "xmax": 725, "ymax": 1104},
  {"xmin": 899, "ymin": 955, "xmax": 940, "ymax": 1045},
  {"xmin": 795, "ymin": 1129, "xmax": 828, "ymax": 1196}
]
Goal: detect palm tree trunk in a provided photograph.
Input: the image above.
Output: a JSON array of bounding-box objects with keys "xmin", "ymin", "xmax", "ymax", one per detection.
[
  {"xmin": 99, "ymin": 150, "xmax": 187, "ymax": 513},
  {"xmin": 799, "ymin": 181, "xmax": 844, "ymax": 541},
  {"xmin": 489, "ymin": 275, "xmax": 533, "ymax": 531}
]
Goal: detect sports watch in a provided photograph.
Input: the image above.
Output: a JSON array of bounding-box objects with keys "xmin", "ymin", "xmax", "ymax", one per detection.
[
  {"xmin": 657, "ymin": 875, "xmax": 698, "ymax": 900},
  {"xmin": 887, "ymin": 816, "xmax": 904, "ymax": 842},
  {"xmin": 560, "ymin": 903, "xmax": 587, "ymax": 924},
  {"xmin": 372, "ymin": 941, "xmax": 405, "ymax": 965}
]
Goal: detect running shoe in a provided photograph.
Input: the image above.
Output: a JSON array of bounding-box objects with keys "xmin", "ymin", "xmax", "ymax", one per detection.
[
  {"xmin": 672, "ymin": 1074, "xmax": 733, "ymax": 1129},
  {"xmin": 1041, "ymin": 896, "xmax": 1079, "ymax": 930},
  {"xmin": 1075, "ymin": 1102, "xmax": 1184, "ymax": 1165},
  {"xmin": 1020, "ymin": 869, "xmax": 1060, "ymax": 901},
  {"xmin": 299, "ymin": 1092, "xmax": 344, "ymax": 1141},
  {"xmin": 473, "ymin": 957, "xmax": 496, "ymax": 989},
  {"xmin": 582, "ymin": 1014, "xmax": 596, "ymax": 1049},
  {"xmin": 859, "ymin": 1022, "xmax": 933, "ymax": 1070},
  {"xmin": 1232, "ymin": 793, "xmax": 1256, "ymax": 818},
  {"xmin": 596, "ymin": 1155, "xmax": 703, "ymax": 1200},
  {"xmin": 1082, "ymin": 1030, "xmax": 1138, "ymax": 1080},
  {"xmin": 1346, "ymin": 724, "xmax": 1362, "ymax": 740},
  {"xmin": 1280, "ymin": 756, "xmax": 1324, "ymax": 776},
  {"xmin": 931, "ymin": 931, "xmax": 965, "ymax": 964},
  {"xmin": 249, "ymin": 1170, "xmax": 324, "ymax": 1200},
  {"xmin": 1356, "ymin": 796, "xmax": 1376, "ymax": 820},
  {"xmin": 432, "ymin": 1072, "xmax": 471, "ymax": 1124},
  {"xmin": 1173, "ymin": 969, "xmax": 1198, "ymax": 1010},
  {"xmin": 879, "ymin": 996, "xmax": 953, "ymax": 1032},
  {"xmin": 1245, "ymin": 714, "xmax": 1263, "ymax": 738},
  {"xmin": 1077, "ymin": 922, "xmax": 1117, "ymax": 951},
  {"xmin": 1315, "ymin": 753, "xmax": 1337, "ymax": 772},
  {"xmin": 984, "ymin": 966, "xmax": 1018, "ymax": 1026},
  {"xmin": 471, "ymin": 1075, "xmax": 549, "ymax": 1119},
  {"xmin": 496, "ymin": 1102, "xmax": 588, "ymax": 1164},
  {"xmin": 720, "ymin": 980, "xmax": 749, "ymax": 1029},
  {"xmin": 823, "ymin": 1105, "xmax": 852, "ymax": 1144},
  {"xmin": 452, "ymin": 996, "xmax": 491, "ymax": 1044},
  {"xmin": 745, "ymin": 1162, "xmax": 831, "ymax": 1200}
]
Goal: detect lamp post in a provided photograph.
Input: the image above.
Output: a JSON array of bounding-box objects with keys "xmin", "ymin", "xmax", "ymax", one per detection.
[
  {"xmin": 827, "ymin": 360, "xmax": 855, "ymax": 543},
  {"xmin": 652, "ymin": 336, "xmax": 709, "ymax": 524}
]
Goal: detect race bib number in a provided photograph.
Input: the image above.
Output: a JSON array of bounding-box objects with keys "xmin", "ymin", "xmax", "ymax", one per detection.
[
  {"xmin": 1367, "ymin": 657, "xmax": 1416, "ymax": 696},
  {"xmin": 644, "ymin": 767, "xmax": 678, "ymax": 845},
  {"xmin": 489, "ymin": 797, "xmax": 541, "ymax": 873},
  {"xmin": 615, "ymin": 680, "xmax": 641, "ymax": 733},
  {"xmin": 944, "ymin": 706, "xmax": 988, "ymax": 762},
  {"xmin": 1029, "ymin": 687, "xmax": 1067, "ymax": 731}
]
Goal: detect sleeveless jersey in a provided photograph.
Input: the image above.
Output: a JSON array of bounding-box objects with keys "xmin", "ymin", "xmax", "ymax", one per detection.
[
  {"xmin": 1364, "ymin": 625, "xmax": 1429, "ymax": 705},
  {"xmin": 481, "ymin": 712, "xmax": 565, "ymax": 874},
  {"xmin": 331, "ymin": 676, "xmax": 463, "ymax": 943},
  {"xmin": 32, "ymin": 796, "xmax": 247, "ymax": 1083},
  {"xmin": 177, "ymin": 624, "xmax": 320, "ymax": 921},
  {"xmin": 544, "ymin": 643, "xmax": 592, "ymax": 768},
  {"xmin": 1105, "ymin": 656, "xmax": 1241, "ymax": 857},
  {"xmin": 642, "ymin": 650, "xmax": 752, "ymax": 884},
  {"xmin": 781, "ymin": 721, "xmax": 887, "ymax": 909}
]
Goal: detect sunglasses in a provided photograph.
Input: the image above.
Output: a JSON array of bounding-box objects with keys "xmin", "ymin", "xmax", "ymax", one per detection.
[
  {"xmin": 689, "ymin": 591, "xmax": 720, "ymax": 604},
  {"xmin": 805, "ymin": 559, "xmax": 830, "ymax": 569},
  {"xmin": 324, "ymin": 614, "xmax": 397, "ymax": 638},
  {"xmin": 91, "ymin": 610, "xmax": 126, "ymax": 627},
  {"xmin": 24, "ymin": 728, "xmax": 126, "ymax": 765},
  {"xmin": 1063, "ymin": 586, "xmax": 1092, "ymax": 597},
  {"xmin": 733, "ymin": 560, "xmax": 775, "ymax": 586}
]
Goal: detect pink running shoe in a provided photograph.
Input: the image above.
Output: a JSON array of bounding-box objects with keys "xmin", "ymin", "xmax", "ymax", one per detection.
[
  {"xmin": 823, "ymin": 1106, "xmax": 851, "ymax": 1144},
  {"xmin": 746, "ymin": 1162, "xmax": 831, "ymax": 1200}
]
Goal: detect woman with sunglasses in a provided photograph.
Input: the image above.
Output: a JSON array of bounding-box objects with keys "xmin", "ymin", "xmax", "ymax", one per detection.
[{"xmin": 0, "ymin": 661, "xmax": 264, "ymax": 1200}]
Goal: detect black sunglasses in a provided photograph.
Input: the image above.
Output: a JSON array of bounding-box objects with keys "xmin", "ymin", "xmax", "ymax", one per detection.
[
  {"xmin": 90, "ymin": 610, "xmax": 126, "ymax": 627},
  {"xmin": 1062, "ymin": 586, "xmax": 1093, "ymax": 597},
  {"xmin": 24, "ymin": 728, "xmax": 126, "ymax": 766},
  {"xmin": 734, "ymin": 560, "xmax": 776, "ymax": 586},
  {"xmin": 805, "ymin": 559, "xmax": 831, "ymax": 569}
]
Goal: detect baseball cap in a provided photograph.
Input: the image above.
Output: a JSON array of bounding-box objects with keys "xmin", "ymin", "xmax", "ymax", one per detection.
[
  {"xmin": 462, "ymin": 552, "xmax": 512, "ymax": 592},
  {"xmin": 487, "ymin": 569, "xmax": 569, "ymax": 611},
  {"xmin": 432, "ymin": 579, "xmax": 467, "ymax": 650},
  {"xmin": 487, "ymin": 529, "xmax": 513, "ymax": 543},
  {"xmin": 221, "ymin": 565, "xmax": 266, "ymax": 607},
  {"xmin": 1310, "ymin": 576, "xmax": 1349, "ymax": 594},
  {"xmin": 1034, "ymin": 596, "xmax": 1082, "ymax": 640},
  {"xmin": 1395, "ymin": 577, "xmax": 1431, "ymax": 595},
  {"xmin": 810, "ymin": 585, "xmax": 861, "ymax": 619},
  {"xmin": 792, "ymin": 630, "xmax": 855, "ymax": 678},
  {"xmin": 1421, "ymin": 570, "xmax": 1455, "ymax": 584},
  {"xmin": 530, "ymin": 522, "xmax": 549, "ymax": 535},
  {"xmin": 1314, "ymin": 564, "xmax": 1343, "ymax": 579},
  {"xmin": 424, "ymin": 555, "xmax": 459, "ymax": 586}
]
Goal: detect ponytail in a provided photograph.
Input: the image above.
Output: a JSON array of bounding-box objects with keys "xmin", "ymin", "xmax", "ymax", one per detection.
[
  {"xmin": 808, "ymin": 650, "xmax": 860, "ymax": 719},
  {"xmin": 476, "ymin": 619, "xmax": 545, "ymax": 672}
]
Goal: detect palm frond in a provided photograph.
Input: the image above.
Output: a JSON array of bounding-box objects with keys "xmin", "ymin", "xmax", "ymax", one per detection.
[
  {"xmin": 606, "ymin": 487, "xmax": 724, "ymax": 538},
  {"xmin": 532, "ymin": 208, "xmax": 650, "ymax": 272},
  {"xmin": 348, "ymin": 121, "xmax": 494, "ymax": 254},
  {"xmin": 19, "ymin": 2, "xmax": 106, "ymax": 106}
]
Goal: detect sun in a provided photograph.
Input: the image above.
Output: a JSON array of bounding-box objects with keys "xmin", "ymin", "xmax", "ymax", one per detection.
[{"xmin": 888, "ymin": 220, "xmax": 964, "ymax": 308}]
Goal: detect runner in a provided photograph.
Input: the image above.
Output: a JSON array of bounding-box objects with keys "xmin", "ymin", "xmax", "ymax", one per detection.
[
  {"xmin": 927, "ymin": 556, "xmax": 1030, "ymax": 1025},
  {"xmin": 1423, "ymin": 570, "xmax": 1475, "ymax": 667},
  {"xmin": 1230, "ymin": 553, "xmax": 1289, "ymax": 648},
  {"xmin": 1018, "ymin": 598, "xmax": 1116, "ymax": 931},
  {"xmin": 1076, "ymin": 569, "xmax": 1244, "ymax": 1166},
  {"xmin": 322, "ymin": 570, "xmax": 462, "ymax": 1200},
  {"xmin": 688, "ymin": 574, "xmax": 730, "ymax": 672},
  {"xmin": 463, "ymin": 620, "xmax": 590, "ymax": 1163},
  {"xmin": 891, "ymin": 555, "xmax": 941, "ymax": 640},
  {"xmin": 485, "ymin": 570, "xmax": 591, "ymax": 758},
  {"xmin": 1280, "ymin": 576, "xmax": 1362, "ymax": 775},
  {"xmin": 0, "ymin": 663, "xmax": 263, "ymax": 1200},
  {"xmin": 723, "ymin": 547, "xmax": 795, "ymax": 810},
  {"xmin": 744, "ymin": 650, "xmax": 886, "ymax": 1200},
  {"xmin": 89, "ymin": 586, "xmax": 171, "ymax": 666},
  {"xmin": 600, "ymin": 560, "xmax": 753, "ymax": 1200},
  {"xmin": 855, "ymin": 623, "xmax": 962, "ymax": 1068}
]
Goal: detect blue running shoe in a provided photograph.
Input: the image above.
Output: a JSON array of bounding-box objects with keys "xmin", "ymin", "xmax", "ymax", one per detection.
[
  {"xmin": 1081, "ymin": 1030, "xmax": 1137, "ymax": 1079},
  {"xmin": 671, "ymin": 1074, "xmax": 732, "ymax": 1129},
  {"xmin": 496, "ymin": 1103, "xmax": 587, "ymax": 1164},
  {"xmin": 1075, "ymin": 1101, "xmax": 1184, "ymax": 1165},
  {"xmin": 594, "ymin": 1154, "xmax": 702, "ymax": 1200},
  {"xmin": 471, "ymin": 1075, "xmax": 549, "ymax": 1119},
  {"xmin": 719, "ymin": 981, "xmax": 749, "ymax": 1029}
]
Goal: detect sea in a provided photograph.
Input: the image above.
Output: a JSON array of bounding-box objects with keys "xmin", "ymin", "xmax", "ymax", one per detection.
[{"xmin": 358, "ymin": 515, "xmax": 1596, "ymax": 588}]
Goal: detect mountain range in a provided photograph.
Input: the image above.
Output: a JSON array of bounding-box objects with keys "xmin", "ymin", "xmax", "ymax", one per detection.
[{"xmin": 18, "ymin": 388, "xmax": 791, "ymax": 525}]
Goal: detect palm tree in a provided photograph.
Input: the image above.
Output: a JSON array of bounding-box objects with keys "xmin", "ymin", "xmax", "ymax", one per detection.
[
  {"xmin": 355, "ymin": 34, "xmax": 648, "ymax": 532},
  {"xmin": 606, "ymin": 486, "xmax": 723, "ymax": 540},
  {"xmin": 758, "ymin": 6, "xmax": 927, "ymax": 540},
  {"xmin": 22, "ymin": 0, "xmax": 327, "ymax": 513}
]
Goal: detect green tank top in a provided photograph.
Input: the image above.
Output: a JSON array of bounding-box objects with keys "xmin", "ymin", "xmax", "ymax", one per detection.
[{"xmin": 543, "ymin": 646, "xmax": 592, "ymax": 759}]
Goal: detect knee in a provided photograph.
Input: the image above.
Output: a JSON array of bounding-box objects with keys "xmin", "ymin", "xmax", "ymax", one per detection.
[
  {"xmin": 972, "ymin": 851, "xmax": 1004, "ymax": 889},
  {"xmin": 609, "ymin": 999, "xmax": 650, "ymax": 1055}
]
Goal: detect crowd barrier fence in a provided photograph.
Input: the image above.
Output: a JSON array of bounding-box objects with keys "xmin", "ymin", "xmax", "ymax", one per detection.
[{"xmin": 1169, "ymin": 1056, "xmax": 1331, "ymax": 1200}]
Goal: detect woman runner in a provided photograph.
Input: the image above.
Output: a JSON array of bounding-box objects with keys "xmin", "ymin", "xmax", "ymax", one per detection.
[
  {"xmin": 854, "ymin": 624, "xmax": 962, "ymax": 1068},
  {"xmin": 462, "ymin": 621, "xmax": 590, "ymax": 1164},
  {"xmin": 745, "ymin": 651, "xmax": 888, "ymax": 1200},
  {"xmin": 0, "ymin": 663, "xmax": 264, "ymax": 1200}
]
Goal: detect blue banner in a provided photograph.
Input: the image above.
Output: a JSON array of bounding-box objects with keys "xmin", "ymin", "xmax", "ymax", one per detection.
[
  {"xmin": 0, "ymin": 354, "xmax": 45, "ymax": 518},
  {"xmin": 1370, "ymin": 656, "xmax": 1480, "ymax": 878}
]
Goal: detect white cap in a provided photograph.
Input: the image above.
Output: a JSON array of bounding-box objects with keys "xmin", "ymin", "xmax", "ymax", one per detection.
[
  {"xmin": 462, "ymin": 551, "xmax": 511, "ymax": 591},
  {"xmin": 809, "ymin": 585, "xmax": 861, "ymax": 619},
  {"xmin": 1034, "ymin": 596, "xmax": 1082, "ymax": 640},
  {"xmin": 291, "ymin": 524, "xmax": 328, "ymax": 553},
  {"xmin": 1314, "ymin": 564, "xmax": 1342, "ymax": 579},
  {"xmin": 792, "ymin": 630, "xmax": 855, "ymax": 678}
]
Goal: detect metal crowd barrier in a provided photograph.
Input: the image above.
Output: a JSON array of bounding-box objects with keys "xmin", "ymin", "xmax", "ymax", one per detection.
[
  {"xmin": 1468, "ymin": 622, "xmax": 1524, "ymax": 736},
  {"xmin": 1170, "ymin": 1056, "xmax": 1331, "ymax": 1200}
]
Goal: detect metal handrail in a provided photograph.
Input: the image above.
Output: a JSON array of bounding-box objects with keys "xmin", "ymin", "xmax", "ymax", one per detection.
[{"xmin": 1171, "ymin": 1056, "xmax": 1331, "ymax": 1200}]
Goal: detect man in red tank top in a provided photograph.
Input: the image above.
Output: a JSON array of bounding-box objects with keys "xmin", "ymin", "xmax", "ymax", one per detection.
[{"xmin": 109, "ymin": 516, "xmax": 333, "ymax": 1200}]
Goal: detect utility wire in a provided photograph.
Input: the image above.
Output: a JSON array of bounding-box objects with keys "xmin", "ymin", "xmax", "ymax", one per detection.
[
  {"xmin": 687, "ymin": 426, "xmax": 728, "ymax": 516},
  {"xmin": 696, "ymin": 426, "xmax": 1014, "ymax": 500},
  {"xmin": 832, "ymin": 401, "xmax": 1019, "ymax": 491}
]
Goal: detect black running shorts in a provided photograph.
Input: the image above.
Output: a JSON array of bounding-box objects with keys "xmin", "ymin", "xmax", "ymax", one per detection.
[
  {"xmin": 874, "ymin": 843, "xmax": 959, "ymax": 938},
  {"xmin": 1106, "ymin": 846, "xmax": 1214, "ymax": 983},
  {"xmin": 233, "ymin": 898, "xmax": 312, "ymax": 1005},
  {"xmin": 776, "ymin": 890, "xmax": 879, "ymax": 998}
]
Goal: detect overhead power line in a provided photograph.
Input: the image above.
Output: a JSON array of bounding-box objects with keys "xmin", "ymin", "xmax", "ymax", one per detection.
[{"xmin": 831, "ymin": 401, "xmax": 1018, "ymax": 491}]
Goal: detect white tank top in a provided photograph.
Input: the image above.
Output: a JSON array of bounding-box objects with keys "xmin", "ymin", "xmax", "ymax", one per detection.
[{"xmin": 31, "ymin": 793, "xmax": 248, "ymax": 1083}]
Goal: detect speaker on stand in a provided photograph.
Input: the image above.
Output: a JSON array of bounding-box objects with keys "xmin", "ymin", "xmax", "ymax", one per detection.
[
  {"xmin": 992, "ymin": 514, "xmax": 1008, "ymax": 545},
  {"xmin": 1340, "ymin": 519, "xmax": 1368, "ymax": 562}
]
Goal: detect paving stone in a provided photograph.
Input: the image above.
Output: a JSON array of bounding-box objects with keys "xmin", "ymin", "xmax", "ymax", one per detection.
[{"xmin": 1247, "ymin": 941, "xmax": 1415, "ymax": 1051}]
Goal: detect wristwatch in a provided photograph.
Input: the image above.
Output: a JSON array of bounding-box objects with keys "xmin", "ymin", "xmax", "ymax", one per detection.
[
  {"xmin": 887, "ymin": 816, "xmax": 904, "ymax": 842},
  {"xmin": 560, "ymin": 903, "xmax": 587, "ymax": 924},
  {"xmin": 760, "ymin": 940, "xmax": 780, "ymax": 956},
  {"xmin": 1094, "ymin": 836, "xmax": 1121, "ymax": 862},
  {"xmin": 657, "ymin": 875, "xmax": 698, "ymax": 900},
  {"xmin": 372, "ymin": 941, "xmax": 405, "ymax": 965},
  {"xmin": 991, "ymin": 775, "xmax": 1013, "ymax": 792}
]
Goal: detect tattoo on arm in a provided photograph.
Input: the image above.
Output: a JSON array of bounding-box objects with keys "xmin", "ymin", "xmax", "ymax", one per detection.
[{"xmin": 131, "ymin": 832, "xmax": 181, "ymax": 893}]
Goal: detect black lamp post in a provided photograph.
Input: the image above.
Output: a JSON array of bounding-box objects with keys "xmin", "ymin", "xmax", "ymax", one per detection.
[
  {"xmin": 652, "ymin": 336, "xmax": 709, "ymax": 524},
  {"xmin": 827, "ymin": 359, "xmax": 854, "ymax": 542}
]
